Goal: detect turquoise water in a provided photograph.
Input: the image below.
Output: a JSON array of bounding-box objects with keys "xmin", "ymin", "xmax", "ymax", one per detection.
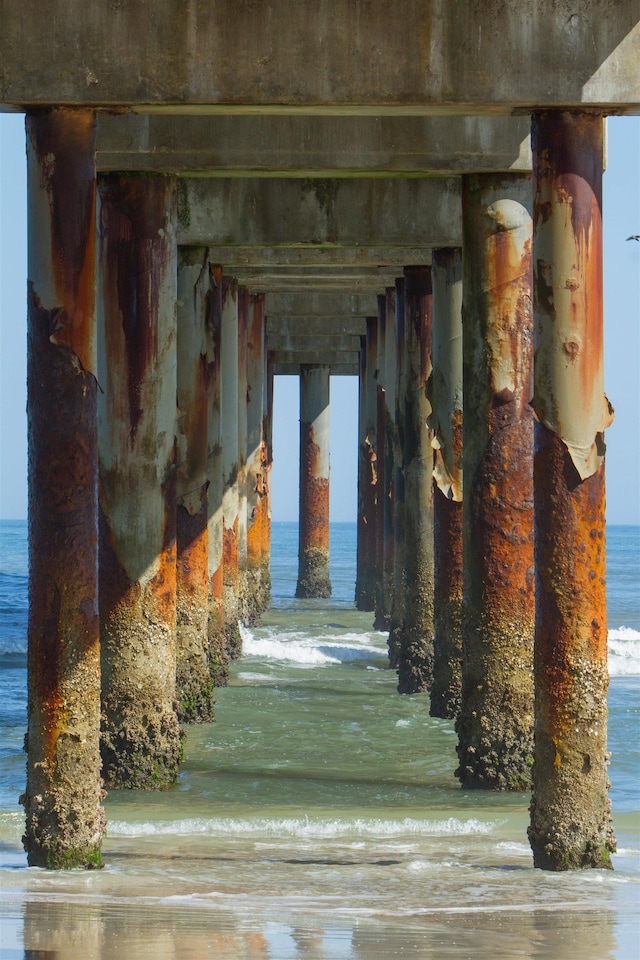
[{"xmin": 0, "ymin": 521, "xmax": 638, "ymax": 959}]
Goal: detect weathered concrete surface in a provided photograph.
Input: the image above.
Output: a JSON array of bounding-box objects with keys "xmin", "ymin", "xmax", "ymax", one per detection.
[
  {"xmin": 178, "ymin": 178, "xmax": 461, "ymax": 248},
  {"xmin": 220, "ymin": 275, "xmax": 242, "ymax": 659},
  {"xmin": 175, "ymin": 248, "xmax": 217, "ymax": 722},
  {"xmin": 373, "ymin": 296, "xmax": 388, "ymax": 631},
  {"xmin": 380, "ymin": 290, "xmax": 397, "ymax": 646},
  {"xmin": 98, "ymin": 174, "xmax": 183, "ymax": 790},
  {"xmin": 296, "ymin": 365, "xmax": 332, "ymax": 599},
  {"xmin": 529, "ymin": 111, "xmax": 616, "ymax": 871},
  {"xmin": 96, "ymin": 114, "xmax": 532, "ymax": 174},
  {"xmin": 237, "ymin": 287, "xmax": 250, "ymax": 623},
  {"xmin": 271, "ymin": 351, "xmax": 359, "ymax": 371},
  {"xmin": 388, "ymin": 280, "xmax": 407, "ymax": 674},
  {"xmin": 245, "ymin": 294, "xmax": 271, "ymax": 620},
  {"xmin": 23, "ymin": 108, "xmax": 105, "ymax": 869},
  {"xmin": 205, "ymin": 264, "xmax": 229, "ymax": 687},
  {"xmin": 396, "ymin": 267, "xmax": 436, "ymax": 696},
  {"xmin": 2, "ymin": 2, "xmax": 638, "ymax": 111},
  {"xmin": 456, "ymin": 174, "xmax": 535, "ymax": 792},
  {"xmin": 429, "ymin": 248, "xmax": 464, "ymax": 719},
  {"xmin": 199, "ymin": 247, "xmax": 432, "ymax": 268},
  {"xmin": 355, "ymin": 317, "xmax": 378, "ymax": 611}
]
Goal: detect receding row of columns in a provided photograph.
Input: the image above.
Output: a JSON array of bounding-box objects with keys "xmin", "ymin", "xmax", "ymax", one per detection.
[
  {"xmin": 355, "ymin": 112, "xmax": 615, "ymax": 870},
  {"xmin": 23, "ymin": 109, "xmax": 273, "ymax": 865},
  {"xmin": 23, "ymin": 105, "xmax": 614, "ymax": 875}
]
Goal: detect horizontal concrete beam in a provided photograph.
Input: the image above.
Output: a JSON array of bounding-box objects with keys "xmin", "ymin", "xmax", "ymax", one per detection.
[
  {"xmin": 205, "ymin": 247, "xmax": 432, "ymax": 268},
  {"xmin": 96, "ymin": 114, "xmax": 532, "ymax": 175},
  {"xmin": 264, "ymin": 292, "xmax": 379, "ymax": 318},
  {"xmin": 267, "ymin": 334, "xmax": 363, "ymax": 353},
  {"xmin": 267, "ymin": 317, "xmax": 367, "ymax": 337},
  {"xmin": 272, "ymin": 350, "xmax": 360, "ymax": 368},
  {"xmin": 178, "ymin": 178, "xmax": 461, "ymax": 248},
  {"xmin": 235, "ymin": 277, "xmax": 394, "ymax": 294},
  {"xmin": 2, "ymin": 2, "xmax": 638, "ymax": 111},
  {"xmin": 274, "ymin": 362, "xmax": 358, "ymax": 376}
]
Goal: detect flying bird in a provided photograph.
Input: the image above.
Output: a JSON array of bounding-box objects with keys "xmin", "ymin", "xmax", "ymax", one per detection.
[{"xmin": 626, "ymin": 235, "xmax": 640, "ymax": 241}]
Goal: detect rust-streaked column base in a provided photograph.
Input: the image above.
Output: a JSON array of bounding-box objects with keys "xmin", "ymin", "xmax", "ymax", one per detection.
[
  {"xmin": 529, "ymin": 426, "xmax": 615, "ymax": 870},
  {"xmin": 176, "ymin": 501, "xmax": 216, "ymax": 723},
  {"xmin": 430, "ymin": 486, "xmax": 463, "ymax": 719},
  {"xmin": 208, "ymin": 562, "xmax": 230, "ymax": 686}
]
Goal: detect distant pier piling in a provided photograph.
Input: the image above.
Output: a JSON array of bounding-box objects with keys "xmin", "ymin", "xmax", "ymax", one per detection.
[{"xmin": 296, "ymin": 364, "xmax": 332, "ymax": 599}]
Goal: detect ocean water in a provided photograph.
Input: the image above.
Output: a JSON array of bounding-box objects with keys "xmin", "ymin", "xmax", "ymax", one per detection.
[{"xmin": 0, "ymin": 520, "xmax": 638, "ymax": 959}]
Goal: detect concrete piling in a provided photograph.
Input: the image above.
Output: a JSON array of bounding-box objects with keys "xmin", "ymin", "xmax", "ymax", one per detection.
[
  {"xmin": 389, "ymin": 279, "xmax": 407, "ymax": 672},
  {"xmin": 245, "ymin": 293, "xmax": 271, "ymax": 620},
  {"xmin": 456, "ymin": 173, "xmax": 535, "ymax": 791},
  {"xmin": 175, "ymin": 247, "xmax": 217, "ymax": 722},
  {"xmin": 23, "ymin": 108, "xmax": 105, "ymax": 867},
  {"xmin": 430, "ymin": 248, "xmax": 464, "ymax": 719},
  {"xmin": 97, "ymin": 173, "xmax": 183, "ymax": 790},
  {"xmin": 528, "ymin": 110, "xmax": 616, "ymax": 870},
  {"xmin": 237, "ymin": 286, "xmax": 250, "ymax": 622},
  {"xmin": 296, "ymin": 364, "xmax": 332, "ymax": 598},
  {"xmin": 381, "ymin": 288, "xmax": 397, "ymax": 653},
  {"xmin": 355, "ymin": 316, "xmax": 379, "ymax": 612},
  {"xmin": 221, "ymin": 275, "xmax": 243, "ymax": 658},
  {"xmin": 206, "ymin": 265, "xmax": 230, "ymax": 686},
  {"xmin": 373, "ymin": 296, "xmax": 389, "ymax": 630},
  {"xmin": 396, "ymin": 266, "xmax": 436, "ymax": 694}
]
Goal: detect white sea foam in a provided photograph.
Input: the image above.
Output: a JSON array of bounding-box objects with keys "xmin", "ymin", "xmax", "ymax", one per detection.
[
  {"xmin": 239, "ymin": 623, "xmax": 383, "ymax": 667},
  {"xmin": 608, "ymin": 626, "xmax": 640, "ymax": 676},
  {"xmin": 107, "ymin": 816, "xmax": 499, "ymax": 840}
]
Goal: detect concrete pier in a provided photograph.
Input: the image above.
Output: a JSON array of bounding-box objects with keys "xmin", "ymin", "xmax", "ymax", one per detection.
[
  {"xmin": 221, "ymin": 276, "xmax": 242, "ymax": 658},
  {"xmin": 430, "ymin": 248, "xmax": 464, "ymax": 719},
  {"xmin": 245, "ymin": 293, "xmax": 271, "ymax": 620},
  {"xmin": 456, "ymin": 174, "xmax": 535, "ymax": 791},
  {"xmin": 528, "ymin": 111, "xmax": 616, "ymax": 870},
  {"xmin": 381, "ymin": 288, "xmax": 397, "ymax": 651},
  {"xmin": 373, "ymin": 295, "xmax": 388, "ymax": 631},
  {"xmin": 237, "ymin": 286, "xmax": 250, "ymax": 623},
  {"xmin": 175, "ymin": 248, "xmax": 217, "ymax": 722},
  {"xmin": 396, "ymin": 266, "xmax": 435, "ymax": 695},
  {"xmin": 296, "ymin": 365, "xmax": 332, "ymax": 599},
  {"xmin": 98, "ymin": 173, "xmax": 183, "ymax": 789},
  {"xmin": 23, "ymin": 108, "xmax": 105, "ymax": 867},
  {"xmin": 388, "ymin": 280, "xmax": 407, "ymax": 672},
  {"xmin": 355, "ymin": 316, "xmax": 379, "ymax": 612}
]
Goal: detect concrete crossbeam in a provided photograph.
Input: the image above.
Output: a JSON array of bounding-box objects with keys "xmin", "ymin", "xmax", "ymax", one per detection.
[
  {"xmin": 271, "ymin": 351, "xmax": 359, "ymax": 369},
  {"xmin": 206, "ymin": 247, "xmax": 432, "ymax": 268},
  {"xmin": 95, "ymin": 114, "xmax": 532, "ymax": 175},
  {"xmin": 264, "ymin": 292, "xmax": 378, "ymax": 318},
  {"xmin": 267, "ymin": 318, "xmax": 367, "ymax": 336},
  {"xmin": 274, "ymin": 362, "xmax": 357, "ymax": 376},
  {"xmin": 2, "ymin": 1, "xmax": 638, "ymax": 112},
  {"xmin": 177, "ymin": 178, "xmax": 461, "ymax": 248},
  {"xmin": 267, "ymin": 334, "xmax": 362, "ymax": 352}
]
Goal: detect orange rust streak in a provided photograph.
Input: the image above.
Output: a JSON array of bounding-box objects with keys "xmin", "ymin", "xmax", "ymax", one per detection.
[
  {"xmin": 223, "ymin": 517, "xmax": 239, "ymax": 582},
  {"xmin": 177, "ymin": 505, "xmax": 209, "ymax": 606},
  {"xmin": 299, "ymin": 424, "xmax": 329, "ymax": 553}
]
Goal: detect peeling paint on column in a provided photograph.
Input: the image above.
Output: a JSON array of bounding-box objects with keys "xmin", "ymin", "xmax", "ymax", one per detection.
[
  {"xmin": 246, "ymin": 294, "xmax": 271, "ymax": 620},
  {"xmin": 430, "ymin": 247, "xmax": 464, "ymax": 719},
  {"xmin": 175, "ymin": 247, "xmax": 216, "ymax": 722},
  {"xmin": 296, "ymin": 365, "xmax": 332, "ymax": 599},
  {"xmin": 221, "ymin": 275, "xmax": 242, "ymax": 658},
  {"xmin": 456, "ymin": 174, "xmax": 535, "ymax": 792},
  {"xmin": 397, "ymin": 266, "xmax": 435, "ymax": 695},
  {"xmin": 23, "ymin": 108, "xmax": 105, "ymax": 868},
  {"xmin": 205, "ymin": 264, "xmax": 229, "ymax": 686},
  {"xmin": 98, "ymin": 173, "xmax": 183, "ymax": 790},
  {"xmin": 355, "ymin": 316, "xmax": 379, "ymax": 612},
  {"xmin": 529, "ymin": 111, "xmax": 615, "ymax": 871}
]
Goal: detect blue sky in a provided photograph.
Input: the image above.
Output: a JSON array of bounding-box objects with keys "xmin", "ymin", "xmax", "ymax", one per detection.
[{"xmin": 1, "ymin": 114, "xmax": 638, "ymax": 524}]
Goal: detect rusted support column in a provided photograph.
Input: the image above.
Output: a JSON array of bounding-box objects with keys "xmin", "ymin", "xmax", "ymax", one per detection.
[
  {"xmin": 389, "ymin": 279, "xmax": 407, "ymax": 670},
  {"xmin": 263, "ymin": 351, "xmax": 275, "ymax": 593},
  {"xmin": 356, "ymin": 336, "xmax": 368, "ymax": 607},
  {"xmin": 529, "ymin": 111, "xmax": 615, "ymax": 870},
  {"xmin": 245, "ymin": 293, "xmax": 270, "ymax": 620},
  {"xmin": 221, "ymin": 275, "xmax": 242, "ymax": 657},
  {"xmin": 237, "ymin": 286, "xmax": 250, "ymax": 622},
  {"xmin": 355, "ymin": 316, "xmax": 379, "ymax": 612},
  {"xmin": 456, "ymin": 173, "xmax": 535, "ymax": 791},
  {"xmin": 98, "ymin": 173, "xmax": 183, "ymax": 790},
  {"xmin": 23, "ymin": 108, "xmax": 105, "ymax": 868},
  {"xmin": 373, "ymin": 295, "xmax": 388, "ymax": 630},
  {"xmin": 430, "ymin": 248, "xmax": 464, "ymax": 719},
  {"xmin": 382, "ymin": 287, "xmax": 397, "ymax": 657},
  {"xmin": 206, "ymin": 265, "xmax": 229, "ymax": 686},
  {"xmin": 397, "ymin": 266, "xmax": 435, "ymax": 694},
  {"xmin": 296, "ymin": 364, "xmax": 332, "ymax": 599},
  {"xmin": 175, "ymin": 248, "xmax": 216, "ymax": 722}
]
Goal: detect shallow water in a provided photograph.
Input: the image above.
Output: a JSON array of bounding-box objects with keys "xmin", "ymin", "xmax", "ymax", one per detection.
[{"xmin": 0, "ymin": 522, "xmax": 638, "ymax": 959}]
